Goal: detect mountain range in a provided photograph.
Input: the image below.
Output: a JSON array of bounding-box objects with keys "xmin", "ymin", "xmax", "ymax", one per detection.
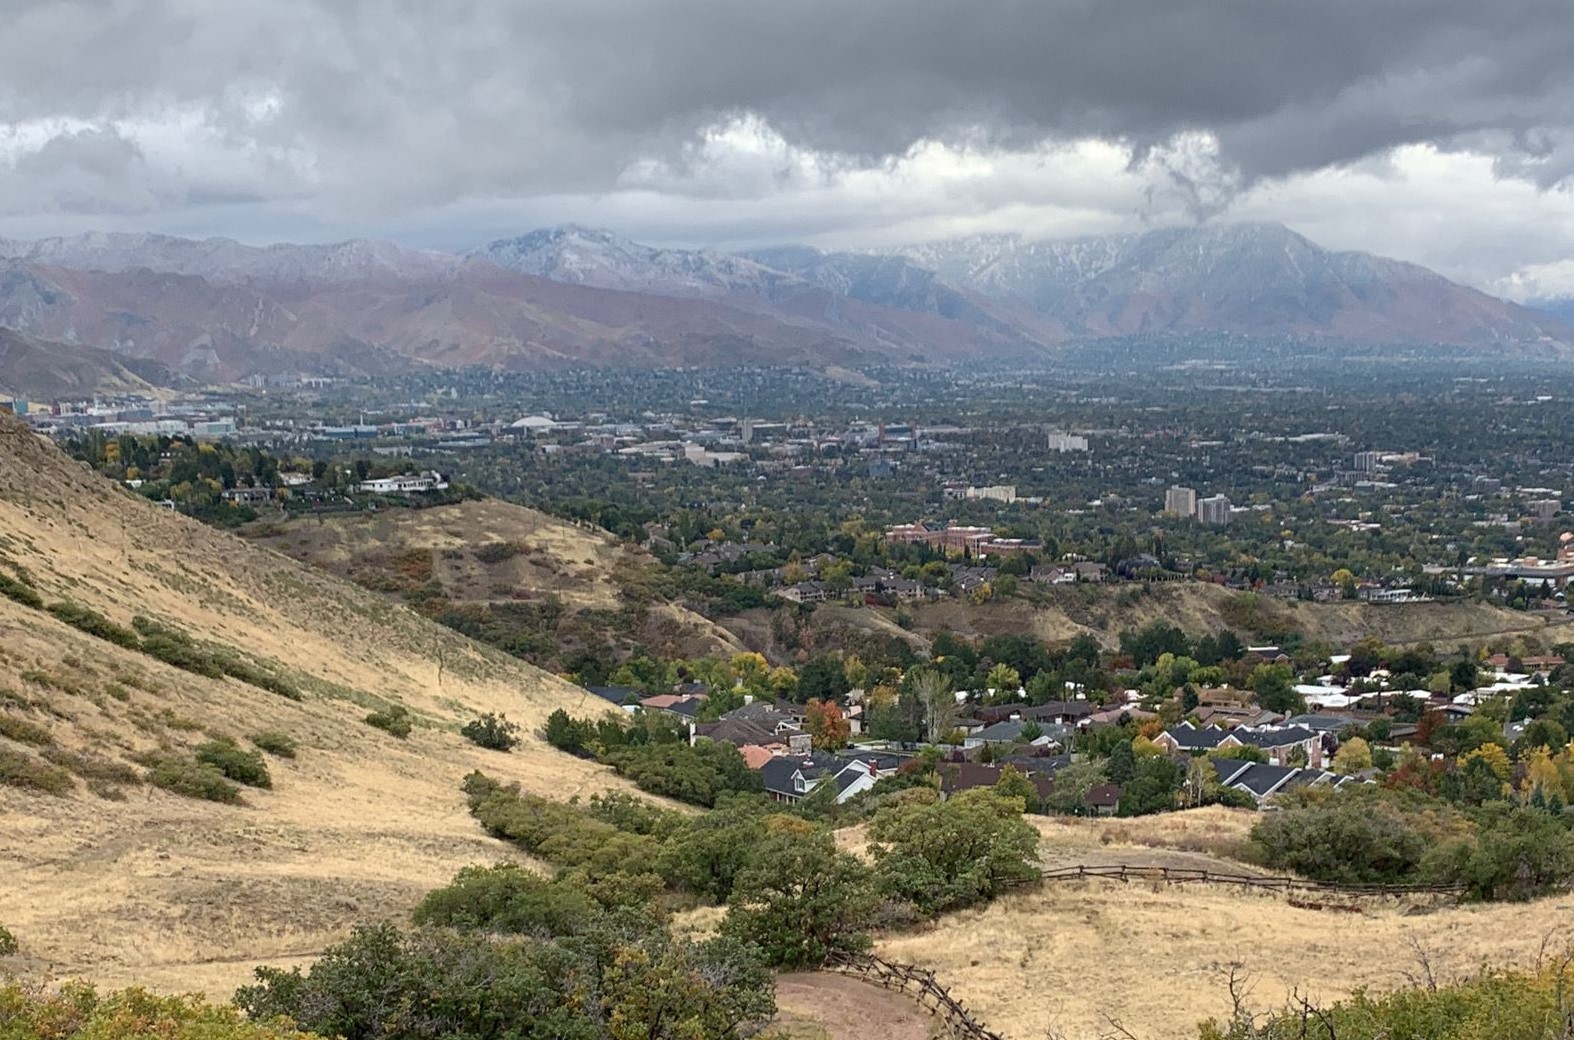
[{"xmin": 0, "ymin": 222, "xmax": 1568, "ymax": 388}]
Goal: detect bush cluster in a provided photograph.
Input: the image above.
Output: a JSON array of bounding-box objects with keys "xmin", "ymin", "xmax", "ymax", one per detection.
[
  {"xmin": 147, "ymin": 757, "xmax": 242, "ymax": 804},
  {"xmin": 544, "ymin": 709, "xmax": 763, "ymax": 808},
  {"xmin": 463, "ymin": 770, "xmax": 1038, "ymax": 968},
  {"xmin": 471, "ymin": 541, "xmax": 525, "ymax": 564},
  {"xmin": 0, "ymin": 982, "xmax": 321, "ymax": 1040},
  {"xmin": 0, "ymin": 712, "xmax": 53, "ymax": 746},
  {"xmin": 0, "ymin": 570, "xmax": 43, "ymax": 609},
  {"xmin": 195, "ymin": 740, "xmax": 272, "ymax": 788},
  {"xmin": 132, "ymin": 617, "xmax": 301, "ymax": 700},
  {"xmin": 0, "ymin": 749, "xmax": 74, "ymax": 795},
  {"xmin": 364, "ymin": 705, "xmax": 413, "ymax": 738},
  {"xmin": 237, "ymin": 919, "xmax": 773, "ymax": 1040},
  {"xmin": 460, "ymin": 712, "xmax": 519, "ymax": 752},
  {"xmin": 1200, "ymin": 960, "xmax": 1574, "ymax": 1040},
  {"xmin": 46, "ymin": 601, "xmax": 141, "ymax": 650},
  {"xmin": 1252, "ymin": 789, "xmax": 1574, "ymax": 900},
  {"xmin": 0, "ymin": 925, "xmax": 15, "ymax": 957},
  {"xmin": 250, "ymin": 731, "xmax": 298, "ymax": 758}
]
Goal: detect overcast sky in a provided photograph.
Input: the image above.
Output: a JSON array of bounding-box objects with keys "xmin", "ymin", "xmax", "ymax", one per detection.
[{"xmin": 3, "ymin": 0, "xmax": 1574, "ymax": 298}]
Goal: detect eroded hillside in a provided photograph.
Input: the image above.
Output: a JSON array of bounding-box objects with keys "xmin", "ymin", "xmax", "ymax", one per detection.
[
  {"xmin": 240, "ymin": 497, "xmax": 743, "ymax": 671},
  {"xmin": 0, "ymin": 415, "xmax": 627, "ymax": 993}
]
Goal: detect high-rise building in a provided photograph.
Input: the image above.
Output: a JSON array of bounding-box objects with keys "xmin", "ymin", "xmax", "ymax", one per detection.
[
  {"xmin": 1353, "ymin": 451, "xmax": 1381, "ymax": 473},
  {"xmin": 1047, "ymin": 431, "xmax": 1090, "ymax": 452},
  {"xmin": 1530, "ymin": 499, "xmax": 1562, "ymax": 522},
  {"xmin": 1197, "ymin": 495, "xmax": 1233, "ymax": 525},
  {"xmin": 1165, "ymin": 486, "xmax": 1197, "ymax": 518}
]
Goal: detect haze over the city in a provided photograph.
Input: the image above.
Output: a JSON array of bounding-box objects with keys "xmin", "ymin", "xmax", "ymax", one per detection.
[{"xmin": 3, "ymin": 1, "xmax": 1574, "ymax": 300}]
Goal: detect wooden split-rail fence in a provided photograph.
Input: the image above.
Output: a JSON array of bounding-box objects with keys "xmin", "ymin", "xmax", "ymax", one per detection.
[
  {"xmin": 1038, "ymin": 862, "xmax": 1466, "ymax": 899},
  {"xmin": 825, "ymin": 951, "xmax": 1007, "ymax": 1040}
]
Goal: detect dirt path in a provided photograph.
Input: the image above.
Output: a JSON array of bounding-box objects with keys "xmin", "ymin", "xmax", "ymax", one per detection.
[{"xmin": 773, "ymin": 973, "xmax": 939, "ymax": 1040}]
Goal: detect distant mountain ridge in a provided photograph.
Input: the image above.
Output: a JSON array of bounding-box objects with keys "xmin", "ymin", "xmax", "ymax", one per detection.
[
  {"xmin": 0, "ymin": 231, "xmax": 459, "ymax": 286},
  {"xmin": 0, "ymin": 222, "xmax": 1566, "ymax": 386}
]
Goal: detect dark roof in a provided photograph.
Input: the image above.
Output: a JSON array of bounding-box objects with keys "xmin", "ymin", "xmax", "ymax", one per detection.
[
  {"xmin": 1021, "ymin": 701, "xmax": 1097, "ymax": 721},
  {"xmin": 975, "ymin": 720, "xmax": 1028, "ymax": 742},
  {"xmin": 1230, "ymin": 725, "xmax": 1317, "ymax": 750},
  {"xmin": 721, "ymin": 702, "xmax": 797, "ymax": 725},
  {"xmin": 1284, "ymin": 713, "xmax": 1358, "ymax": 734},
  {"xmin": 996, "ymin": 753, "xmax": 1072, "ymax": 777},
  {"xmin": 939, "ymin": 761, "xmax": 1055, "ymax": 800},
  {"xmin": 973, "ymin": 701, "xmax": 1031, "ymax": 724},
  {"xmin": 1084, "ymin": 784, "xmax": 1123, "ymax": 808},
  {"xmin": 758, "ymin": 752, "xmax": 899, "ymax": 797},
  {"xmin": 1225, "ymin": 762, "xmax": 1302, "ymax": 798},
  {"xmin": 585, "ymin": 684, "xmax": 639, "ymax": 706},
  {"xmin": 694, "ymin": 719, "xmax": 784, "ymax": 747},
  {"xmin": 1163, "ymin": 723, "xmax": 1229, "ymax": 750},
  {"xmin": 666, "ymin": 697, "xmax": 706, "ymax": 719}
]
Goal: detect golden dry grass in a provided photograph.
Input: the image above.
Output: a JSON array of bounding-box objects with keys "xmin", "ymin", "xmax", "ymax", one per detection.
[
  {"xmin": 0, "ymin": 418, "xmax": 635, "ymax": 996},
  {"xmin": 878, "ymin": 881, "xmax": 1574, "ymax": 1040}
]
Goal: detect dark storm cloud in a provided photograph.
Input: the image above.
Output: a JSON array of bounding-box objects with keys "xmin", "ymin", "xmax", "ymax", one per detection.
[{"xmin": 3, "ymin": 0, "xmax": 1573, "ymax": 210}]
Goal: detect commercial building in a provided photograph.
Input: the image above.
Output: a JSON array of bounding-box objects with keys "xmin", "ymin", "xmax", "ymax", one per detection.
[
  {"xmin": 1164, "ymin": 486, "xmax": 1197, "ymax": 518},
  {"xmin": 1197, "ymin": 494, "xmax": 1233, "ymax": 526}
]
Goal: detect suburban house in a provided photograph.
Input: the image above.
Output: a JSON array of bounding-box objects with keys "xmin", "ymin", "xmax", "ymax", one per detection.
[
  {"xmin": 1153, "ymin": 722, "xmax": 1325, "ymax": 768},
  {"xmin": 583, "ymin": 684, "xmax": 641, "ymax": 711},
  {"xmin": 1209, "ymin": 759, "xmax": 1367, "ymax": 805},
  {"xmin": 358, "ymin": 470, "xmax": 449, "ymax": 494},
  {"xmin": 1083, "ymin": 784, "xmax": 1123, "ymax": 816},
  {"xmin": 692, "ymin": 717, "xmax": 810, "ymax": 756},
  {"xmin": 639, "ymin": 693, "xmax": 707, "ymax": 721},
  {"xmin": 220, "ymin": 487, "xmax": 272, "ymax": 506},
  {"xmin": 936, "ymin": 760, "xmax": 1058, "ymax": 803},
  {"xmin": 759, "ymin": 752, "xmax": 904, "ymax": 805}
]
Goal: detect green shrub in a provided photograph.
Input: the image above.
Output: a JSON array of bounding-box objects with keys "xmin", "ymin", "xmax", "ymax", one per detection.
[
  {"xmin": 235, "ymin": 922, "xmax": 774, "ymax": 1040},
  {"xmin": 461, "ymin": 712, "xmax": 520, "ymax": 752},
  {"xmin": 250, "ymin": 731, "xmax": 298, "ymax": 758},
  {"xmin": 472, "ymin": 541, "xmax": 524, "ymax": 564},
  {"xmin": 0, "ymin": 925, "xmax": 15, "ymax": 957},
  {"xmin": 1251, "ymin": 794, "xmax": 1432, "ymax": 885},
  {"xmin": 0, "ymin": 570, "xmax": 43, "ymax": 610},
  {"xmin": 45, "ymin": 601, "xmax": 140, "ymax": 649},
  {"xmin": 195, "ymin": 740, "xmax": 272, "ymax": 788},
  {"xmin": 133, "ymin": 617, "xmax": 225, "ymax": 678},
  {"xmin": 147, "ymin": 757, "xmax": 242, "ymax": 804},
  {"xmin": 1199, "ymin": 960, "xmax": 1574, "ymax": 1040},
  {"xmin": 0, "ymin": 981, "xmax": 322, "ymax": 1038},
  {"xmin": 722, "ymin": 830, "xmax": 875, "ymax": 968},
  {"xmin": 0, "ymin": 750, "xmax": 74, "ymax": 795},
  {"xmin": 867, "ymin": 789, "xmax": 1040, "ymax": 915},
  {"xmin": 131, "ymin": 616, "xmax": 301, "ymax": 699},
  {"xmin": 604, "ymin": 741, "xmax": 764, "ymax": 808},
  {"xmin": 365, "ymin": 705, "xmax": 412, "ymax": 738},
  {"xmin": 0, "ymin": 712, "xmax": 53, "ymax": 746},
  {"xmin": 412, "ymin": 864, "xmax": 600, "ymax": 936},
  {"xmin": 41, "ymin": 746, "xmax": 141, "ymax": 785}
]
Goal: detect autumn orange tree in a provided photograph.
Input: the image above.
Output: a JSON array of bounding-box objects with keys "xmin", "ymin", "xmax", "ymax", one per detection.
[{"xmin": 805, "ymin": 699, "xmax": 850, "ymax": 750}]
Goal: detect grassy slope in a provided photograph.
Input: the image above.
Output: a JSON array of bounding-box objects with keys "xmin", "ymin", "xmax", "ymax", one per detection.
[
  {"xmin": 242, "ymin": 497, "xmax": 743, "ymax": 663},
  {"xmin": 875, "ymin": 809, "xmax": 1574, "ymax": 1040},
  {"xmin": 0, "ymin": 416, "xmax": 629, "ymax": 994},
  {"xmin": 750, "ymin": 582, "xmax": 1560, "ymax": 658}
]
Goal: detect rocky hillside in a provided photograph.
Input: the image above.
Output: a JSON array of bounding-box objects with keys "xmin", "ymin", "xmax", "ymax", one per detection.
[
  {"xmin": 0, "ymin": 328, "xmax": 183, "ymax": 399},
  {"xmin": 0, "ymin": 413, "xmax": 624, "ymax": 993}
]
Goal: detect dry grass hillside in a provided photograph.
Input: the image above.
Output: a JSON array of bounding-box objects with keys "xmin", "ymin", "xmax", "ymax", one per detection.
[
  {"xmin": 877, "ymin": 808, "xmax": 1574, "ymax": 1040},
  {"xmin": 0, "ymin": 416, "xmax": 632, "ymax": 995},
  {"xmin": 241, "ymin": 498, "xmax": 742, "ymax": 667},
  {"xmin": 852, "ymin": 582, "xmax": 1554, "ymax": 652}
]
